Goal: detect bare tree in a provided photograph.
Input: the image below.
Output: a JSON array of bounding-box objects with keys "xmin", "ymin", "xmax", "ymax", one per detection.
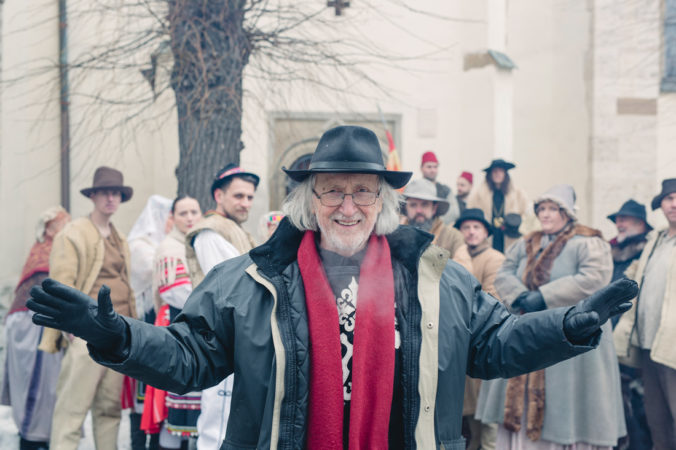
[{"xmin": 7, "ymin": 0, "xmax": 461, "ymax": 208}]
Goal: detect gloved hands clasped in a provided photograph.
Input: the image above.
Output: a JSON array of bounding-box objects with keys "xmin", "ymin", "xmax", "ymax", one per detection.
[
  {"xmin": 511, "ymin": 290, "xmax": 546, "ymax": 313},
  {"xmin": 27, "ymin": 278, "xmax": 128, "ymax": 352},
  {"xmin": 562, "ymin": 278, "xmax": 638, "ymax": 344}
]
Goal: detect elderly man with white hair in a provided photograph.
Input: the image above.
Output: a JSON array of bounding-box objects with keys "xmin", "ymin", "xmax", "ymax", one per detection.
[{"xmin": 27, "ymin": 126, "xmax": 637, "ymax": 450}]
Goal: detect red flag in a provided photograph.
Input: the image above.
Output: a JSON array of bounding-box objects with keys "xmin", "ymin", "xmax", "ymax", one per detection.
[{"xmin": 385, "ymin": 130, "xmax": 401, "ymax": 172}]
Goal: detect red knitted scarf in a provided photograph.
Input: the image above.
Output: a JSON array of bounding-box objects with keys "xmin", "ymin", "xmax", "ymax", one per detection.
[{"xmin": 298, "ymin": 231, "xmax": 395, "ymax": 450}]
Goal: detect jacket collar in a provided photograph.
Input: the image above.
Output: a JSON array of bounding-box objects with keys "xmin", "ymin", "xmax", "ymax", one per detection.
[{"xmin": 249, "ymin": 217, "xmax": 434, "ymax": 277}]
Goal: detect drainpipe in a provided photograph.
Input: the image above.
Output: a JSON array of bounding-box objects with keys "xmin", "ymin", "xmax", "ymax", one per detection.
[{"xmin": 59, "ymin": 0, "xmax": 70, "ymax": 211}]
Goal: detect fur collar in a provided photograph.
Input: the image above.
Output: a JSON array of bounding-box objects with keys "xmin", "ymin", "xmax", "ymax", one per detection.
[{"xmin": 522, "ymin": 222, "xmax": 602, "ymax": 290}]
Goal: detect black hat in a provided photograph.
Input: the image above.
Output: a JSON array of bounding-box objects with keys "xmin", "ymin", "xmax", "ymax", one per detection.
[
  {"xmin": 483, "ymin": 158, "xmax": 516, "ymax": 173},
  {"xmin": 504, "ymin": 213, "xmax": 522, "ymax": 238},
  {"xmin": 651, "ymin": 178, "xmax": 676, "ymax": 211},
  {"xmin": 211, "ymin": 163, "xmax": 260, "ymax": 198},
  {"xmin": 282, "ymin": 126, "xmax": 412, "ymax": 189},
  {"xmin": 454, "ymin": 208, "xmax": 492, "ymax": 235},
  {"xmin": 80, "ymin": 166, "xmax": 133, "ymax": 202},
  {"xmin": 607, "ymin": 199, "xmax": 653, "ymax": 231}
]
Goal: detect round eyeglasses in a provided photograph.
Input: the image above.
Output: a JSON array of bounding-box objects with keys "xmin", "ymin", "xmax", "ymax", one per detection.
[{"xmin": 312, "ymin": 189, "xmax": 380, "ymax": 207}]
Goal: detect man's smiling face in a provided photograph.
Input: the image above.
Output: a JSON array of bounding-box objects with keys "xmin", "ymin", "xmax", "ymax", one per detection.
[{"xmin": 312, "ymin": 173, "xmax": 382, "ymax": 257}]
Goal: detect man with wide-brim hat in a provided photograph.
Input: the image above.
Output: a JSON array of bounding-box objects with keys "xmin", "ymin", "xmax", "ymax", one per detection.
[
  {"xmin": 38, "ymin": 166, "xmax": 137, "ymax": 449},
  {"xmin": 454, "ymin": 208, "xmax": 504, "ymax": 450},
  {"xmin": 467, "ymin": 158, "xmax": 530, "ymax": 253},
  {"xmin": 605, "ymin": 198, "xmax": 653, "ymax": 450},
  {"xmin": 79, "ymin": 166, "xmax": 134, "ymax": 202},
  {"xmin": 401, "ymin": 178, "xmax": 472, "ymax": 271},
  {"xmin": 28, "ymin": 126, "xmax": 639, "ymax": 450},
  {"xmin": 607, "ymin": 199, "xmax": 653, "ymax": 282},
  {"xmin": 615, "ymin": 178, "xmax": 676, "ymax": 448}
]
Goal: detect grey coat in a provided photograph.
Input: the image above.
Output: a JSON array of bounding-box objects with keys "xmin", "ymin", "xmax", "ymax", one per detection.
[{"xmin": 475, "ymin": 233, "xmax": 626, "ymax": 446}]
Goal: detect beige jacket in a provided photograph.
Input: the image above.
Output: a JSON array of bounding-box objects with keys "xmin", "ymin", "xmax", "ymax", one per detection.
[
  {"xmin": 614, "ymin": 229, "xmax": 676, "ymax": 369},
  {"xmin": 185, "ymin": 211, "xmax": 257, "ymax": 287},
  {"xmin": 466, "ymin": 180, "xmax": 533, "ymax": 251},
  {"xmin": 462, "ymin": 239, "xmax": 505, "ymax": 416},
  {"xmin": 468, "ymin": 240, "xmax": 506, "ymax": 299},
  {"xmin": 426, "ymin": 218, "xmax": 473, "ymax": 273},
  {"xmin": 38, "ymin": 217, "xmax": 136, "ymax": 353}
]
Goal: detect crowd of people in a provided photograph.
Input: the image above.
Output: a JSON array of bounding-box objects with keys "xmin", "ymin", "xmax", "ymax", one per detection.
[{"xmin": 3, "ymin": 124, "xmax": 674, "ymax": 449}]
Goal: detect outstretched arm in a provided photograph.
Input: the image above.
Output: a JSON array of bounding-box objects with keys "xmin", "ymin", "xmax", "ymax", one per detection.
[
  {"xmin": 467, "ymin": 278, "xmax": 637, "ymax": 379},
  {"xmin": 28, "ymin": 277, "xmax": 234, "ymax": 394}
]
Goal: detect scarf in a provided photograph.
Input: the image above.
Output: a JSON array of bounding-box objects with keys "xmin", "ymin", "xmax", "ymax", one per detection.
[
  {"xmin": 8, "ymin": 238, "xmax": 54, "ymax": 315},
  {"xmin": 503, "ymin": 222, "xmax": 603, "ymax": 440},
  {"xmin": 298, "ymin": 231, "xmax": 395, "ymax": 450}
]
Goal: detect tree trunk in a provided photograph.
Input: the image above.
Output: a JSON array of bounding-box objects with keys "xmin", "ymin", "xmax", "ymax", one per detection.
[{"xmin": 169, "ymin": 0, "xmax": 250, "ymax": 210}]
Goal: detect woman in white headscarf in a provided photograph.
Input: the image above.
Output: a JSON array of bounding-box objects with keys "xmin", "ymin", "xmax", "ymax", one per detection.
[
  {"xmin": 126, "ymin": 194, "xmax": 172, "ymax": 449},
  {"xmin": 141, "ymin": 195, "xmax": 202, "ymax": 449}
]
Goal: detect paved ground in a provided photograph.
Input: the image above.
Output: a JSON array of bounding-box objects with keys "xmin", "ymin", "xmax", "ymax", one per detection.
[{"xmin": 0, "ymin": 405, "xmax": 131, "ymax": 449}]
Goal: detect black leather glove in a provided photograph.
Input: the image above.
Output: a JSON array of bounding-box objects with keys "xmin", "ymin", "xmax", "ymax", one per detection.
[
  {"xmin": 27, "ymin": 278, "xmax": 128, "ymax": 352},
  {"xmin": 563, "ymin": 278, "xmax": 638, "ymax": 344},
  {"xmin": 511, "ymin": 290, "xmax": 546, "ymax": 313}
]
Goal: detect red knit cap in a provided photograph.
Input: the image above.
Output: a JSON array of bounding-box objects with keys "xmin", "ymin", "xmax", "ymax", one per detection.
[
  {"xmin": 460, "ymin": 171, "xmax": 473, "ymax": 184},
  {"xmin": 421, "ymin": 151, "xmax": 438, "ymax": 165}
]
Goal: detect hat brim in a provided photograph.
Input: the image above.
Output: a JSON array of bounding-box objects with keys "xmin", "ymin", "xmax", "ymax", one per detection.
[
  {"xmin": 80, "ymin": 186, "xmax": 133, "ymax": 202},
  {"xmin": 283, "ymin": 167, "xmax": 412, "ymax": 190},
  {"xmin": 483, "ymin": 162, "xmax": 516, "ymax": 172},
  {"xmin": 211, "ymin": 171, "xmax": 260, "ymax": 196},
  {"xmin": 454, "ymin": 217, "xmax": 492, "ymax": 235},
  {"xmin": 607, "ymin": 212, "xmax": 653, "ymax": 231},
  {"xmin": 402, "ymin": 193, "xmax": 449, "ymax": 216}
]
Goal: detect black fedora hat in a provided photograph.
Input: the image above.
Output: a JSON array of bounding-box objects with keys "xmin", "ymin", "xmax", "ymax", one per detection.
[
  {"xmin": 607, "ymin": 199, "xmax": 653, "ymax": 231},
  {"xmin": 211, "ymin": 163, "xmax": 260, "ymax": 198},
  {"xmin": 80, "ymin": 166, "xmax": 133, "ymax": 202},
  {"xmin": 454, "ymin": 208, "xmax": 492, "ymax": 235},
  {"xmin": 483, "ymin": 158, "xmax": 516, "ymax": 173},
  {"xmin": 651, "ymin": 178, "xmax": 676, "ymax": 211},
  {"xmin": 282, "ymin": 126, "xmax": 412, "ymax": 189}
]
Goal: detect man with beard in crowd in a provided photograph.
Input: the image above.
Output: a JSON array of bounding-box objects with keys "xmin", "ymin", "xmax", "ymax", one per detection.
[
  {"xmin": 607, "ymin": 199, "xmax": 653, "ymax": 450},
  {"xmin": 27, "ymin": 126, "xmax": 638, "ymax": 450},
  {"xmin": 401, "ymin": 178, "xmax": 472, "ymax": 271},
  {"xmin": 608, "ymin": 199, "xmax": 652, "ymax": 283}
]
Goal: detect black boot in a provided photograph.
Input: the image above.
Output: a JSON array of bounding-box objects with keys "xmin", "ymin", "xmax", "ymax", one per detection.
[
  {"xmin": 19, "ymin": 437, "xmax": 49, "ymax": 450},
  {"xmin": 130, "ymin": 412, "xmax": 147, "ymax": 450}
]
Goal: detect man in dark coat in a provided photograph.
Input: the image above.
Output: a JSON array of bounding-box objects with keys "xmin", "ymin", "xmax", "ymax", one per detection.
[
  {"xmin": 608, "ymin": 199, "xmax": 652, "ymax": 282},
  {"xmin": 27, "ymin": 126, "xmax": 637, "ymax": 450},
  {"xmin": 607, "ymin": 200, "xmax": 653, "ymax": 450}
]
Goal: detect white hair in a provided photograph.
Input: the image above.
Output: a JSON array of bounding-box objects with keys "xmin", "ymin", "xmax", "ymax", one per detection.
[{"xmin": 282, "ymin": 174, "xmax": 401, "ymax": 235}]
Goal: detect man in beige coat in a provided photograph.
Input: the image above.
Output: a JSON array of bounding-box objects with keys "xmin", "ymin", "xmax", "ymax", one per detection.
[
  {"xmin": 614, "ymin": 178, "xmax": 676, "ymax": 449},
  {"xmin": 455, "ymin": 208, "xmax": 505, "ymax": 450},
  {"xmin": 401, "ymin": 178, "xmax": 472, "ymax": 272},
  {"xmin": 39, "ymin": 167, "xmax": 136, "ymax": 450}
]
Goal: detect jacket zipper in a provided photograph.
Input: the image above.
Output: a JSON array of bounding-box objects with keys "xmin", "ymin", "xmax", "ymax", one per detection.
[{"xmin": 270, "ymin": 273, "xmax": 298, "ymax": 450}]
